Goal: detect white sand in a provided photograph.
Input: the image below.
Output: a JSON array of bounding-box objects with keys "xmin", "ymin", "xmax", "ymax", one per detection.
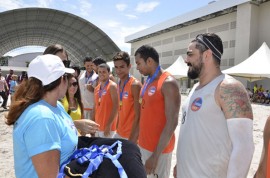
[{"xmin": 1, "ymin": 95, "xmax": 269, "ymax": 178}]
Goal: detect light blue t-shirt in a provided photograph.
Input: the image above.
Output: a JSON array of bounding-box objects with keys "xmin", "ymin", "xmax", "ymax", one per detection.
[
  {"xmin": 9, "ymin": 80, "xmax": 17, "ymax": 92},
  {"xmin": 13, "ymin": 100, "xmax": 78, "ymax": 178}
]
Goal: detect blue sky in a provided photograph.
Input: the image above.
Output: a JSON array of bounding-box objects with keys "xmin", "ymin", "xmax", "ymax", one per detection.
[{"xmin": 0, "ymin": 0, "xmax": 214, "ymax": 56}]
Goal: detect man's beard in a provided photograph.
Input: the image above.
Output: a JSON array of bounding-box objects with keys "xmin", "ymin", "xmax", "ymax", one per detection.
[{"xmin": 187, "ymin": 56, "xmax": 203, "ymax": 79}]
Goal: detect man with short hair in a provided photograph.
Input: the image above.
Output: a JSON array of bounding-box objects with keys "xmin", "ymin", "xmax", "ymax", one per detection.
[
  {"xmin": 135, "ymin": 45, "xmax": 180, "ymax": 178},
  {"xmin": 174, "ymin": 33, "xmax": 254, "ymax": 178},
  {"xmin": 92, "ymin": 63, "xmax": 118, "ymax": 138},
  {"xmin": 0, "ymin": 72, "xmax": 9, "ymax": 109},
  {"xmin": 78, "ymin": 57, "xmax": 98, "ymax": 119},
  {"xmin": 113, "ymin": 51, "xmax": 142, "ymax": 143},
  {"xmin": 5, "ymin": 69, "xmax": 13, "ymax": 96},
  {"xmin": 92, "ymin": 57, "xmax": 116, "ymax": 82}
]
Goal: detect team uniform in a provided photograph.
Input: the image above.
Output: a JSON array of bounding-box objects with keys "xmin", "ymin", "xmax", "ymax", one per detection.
[
  {"xmin": 79, "ymin": 71, "xmax": 98, "ymax": 119},
  {"xmin": 139, "ymin": 71, "xmax": 174, "ymax": 178},
  {"xmin": 177, "ymin": 74, "xmax": 232, "ymax": 178},
  {"xmin": 115, "ymin": 76, "xmax": 137, "ymax": 139},
  {"xmin": 13, "ymin": 100, "xmax": 78, "ymax": 178},
  {"xmin": 94, "ymin": 80, "xmax": 117, "ymax": 138}
]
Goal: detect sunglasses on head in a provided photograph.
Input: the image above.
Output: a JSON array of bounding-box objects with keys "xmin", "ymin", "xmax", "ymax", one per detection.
[{"xmin": 70, "ymin": 82, "xmax": 78, "ymax": 87}]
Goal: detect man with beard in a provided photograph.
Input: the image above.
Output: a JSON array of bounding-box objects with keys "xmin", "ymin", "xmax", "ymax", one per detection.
[{"xmin": 174, "ymin": 33, "xmax": 254, "ymax": 178}]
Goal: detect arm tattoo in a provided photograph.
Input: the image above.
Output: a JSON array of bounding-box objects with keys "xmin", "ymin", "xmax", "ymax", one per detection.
[{"xmin": 220, "ymin": 82, "xmax": 253, "ymax": 118}]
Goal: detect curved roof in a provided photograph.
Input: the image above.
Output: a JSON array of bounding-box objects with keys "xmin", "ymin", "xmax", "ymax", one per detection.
[{"xmin": 0, "ymin": 8, "xmax": 120, "ymax": 65}]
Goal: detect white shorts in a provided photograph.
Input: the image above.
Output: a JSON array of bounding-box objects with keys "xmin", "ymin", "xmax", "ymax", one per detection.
[
  {"xmin": 114, "ymin": 133, "xmax": 128, "ymax": 140},
  {"xmin": 83, "ymin": 109, "xmax": 93, "ymax": 120},
  {"xmin": 95, "ymin": 131, "xmax": 116, "ymax": 138},
  {"xmin": 140, "ymin": 146, "xmax": 172, "ymax": 178}
]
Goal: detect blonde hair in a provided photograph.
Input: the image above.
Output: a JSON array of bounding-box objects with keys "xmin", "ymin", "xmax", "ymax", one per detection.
[{"xmin": 11, "ymin": 74, "xmax": 18, "ymax": 80}]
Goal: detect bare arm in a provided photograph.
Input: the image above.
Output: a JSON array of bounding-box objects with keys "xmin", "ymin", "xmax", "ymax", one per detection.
[
  {"xmin": 73, "ymin": 119, "xmax": 100, "ymax": 134},
  {"xmin": 32, "ymin": 150, "xmax": 60, "ymax": 178},
  {"xmin": 5, "ymin": 80, "xmax": 9, "ymax": 90},
  {"xmin": 86, "ymin": 84, "xmax": 95, "ymax": 92},
  {"xmin": 91, "ymin": 102, "xmax": 96, "ymax": 121},
  {"xmin": 217, "ymin": 78, "xmax": 254, "ymax": 178},
  {"xmin": 104, "ymin": 82, "xmax": 119, "ymax": 136},
  {"xmin": 217, "ymin": 78, "xmax": 253, "ymax": 119},
  {"xmin": 145, "ymin": 76, "xmax": 180, "ymax": 174},
  {"xmin": 128, "ymin": 80, "xmax": 142, "ymax": 143}
]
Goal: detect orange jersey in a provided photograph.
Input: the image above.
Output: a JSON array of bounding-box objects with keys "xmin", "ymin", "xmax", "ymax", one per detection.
[
  {"xmin": 138, "ymin": 72, "xmax": 175, "ymax": 153},
  {"xmin": 117, "ymin": 76, "xmax": 137, "ymax": 138},
  {"xmin": 94, "ymin": 80, "xmax": 117, "ymax": 131}
]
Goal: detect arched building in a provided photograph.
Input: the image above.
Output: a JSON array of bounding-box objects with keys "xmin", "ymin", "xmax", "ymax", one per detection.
[
  {"xmin": 0, "ymin": 8, "xmax": 120, "ymax": 66},
  {"xmin": 125, "ymin": 0, "xmax": 270, "ymax": 88}
]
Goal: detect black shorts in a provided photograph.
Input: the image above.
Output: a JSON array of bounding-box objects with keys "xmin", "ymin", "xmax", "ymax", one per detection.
[{"xmin": 64, "ymin": 136, "xmax": 147, "ymax": 178}]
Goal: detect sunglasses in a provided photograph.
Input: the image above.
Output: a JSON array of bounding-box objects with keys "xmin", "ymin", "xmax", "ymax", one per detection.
[
  {"xmin": 63, "ymin": 60, "xmax": 71, "ymax": 68},
  {"xmin": 69, "ymin": 82, "xmax": 78, "ymax": 87}
]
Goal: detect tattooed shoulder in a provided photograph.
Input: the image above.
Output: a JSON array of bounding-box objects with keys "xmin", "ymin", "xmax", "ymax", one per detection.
[{"xmin": 218, "ymin": 78, "xmax": 253, "ymax": 119}]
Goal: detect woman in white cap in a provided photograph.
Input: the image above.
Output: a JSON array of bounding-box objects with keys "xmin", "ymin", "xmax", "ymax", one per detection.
[{"xmin": 6, "ymin": 54, "xmax": 78, "ymax": 178}]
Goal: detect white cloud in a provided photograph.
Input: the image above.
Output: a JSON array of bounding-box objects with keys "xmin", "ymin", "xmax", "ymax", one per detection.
[
  {"xmin": 107, "ymin": 21, "xmax": 121, "ymax": 28},
  {"xmin": 107, "ymin": 25, "xmax": 148, "ymax": 52},
  {"xmin": 125, "ymin": 14, "xmax": 138, "ymax": 20},
  {"xmin": 116, "ymin": 3, "xmax": 127, "ymax": 11},
  {"xmin": 0, "ymin": 0, "xmax": 54, "ymax": 11},
  {"xmin": 0, "ymin": 0, "xmax": 23, "ymax": 10},
  {"xmin": 79, "ymin": 0, "xmax": 92, "ymax": 17},
  {"xmin": 37, "ymin": 0, "xmax": 53, "ymax": 7},
  {"xmin": 96, "ymin": 18, "xmax": 149, "ymax": 52},
  {"xmin": 135, "ymin": 1, "xmax": 160, "ymax": 13}
]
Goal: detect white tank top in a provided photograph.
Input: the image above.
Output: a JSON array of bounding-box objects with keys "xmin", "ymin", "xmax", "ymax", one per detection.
[{"xmin": 177, "ymin": 74, "xmax": 232, "ymax": 178}]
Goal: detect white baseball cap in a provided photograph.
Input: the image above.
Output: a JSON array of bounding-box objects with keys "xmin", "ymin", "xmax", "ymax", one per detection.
[{"xmin": 28, "ymin": 54, "xmax": 75, "ymax": 86}]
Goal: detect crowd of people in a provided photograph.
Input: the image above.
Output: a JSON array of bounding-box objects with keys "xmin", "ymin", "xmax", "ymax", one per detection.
[
  {"xmin": 0, "ymin": 69, "xmax": 27, "ymax": 109},
  {"xmin": 3, "ymin": 33, "xmax": 270, "ymax": 178},
  {"xmin": 248, "ymin": 84, "xmax": 270, "ymax": 104}
]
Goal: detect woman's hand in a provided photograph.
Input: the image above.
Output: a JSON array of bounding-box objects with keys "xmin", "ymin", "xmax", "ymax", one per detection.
[{"xmin": 74, "ymin": 119, "xmax": 99, "ymax": 135}]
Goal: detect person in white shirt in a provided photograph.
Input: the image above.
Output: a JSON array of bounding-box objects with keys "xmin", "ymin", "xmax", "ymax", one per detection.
[
  {"xmin": 79, "ymin": 57, "xmax": 98, "ymax": 119},
  {"xmin": 0, "ymin": 72, "xmax": 9, "ymax": 109},
  {"xmin": 174, "ymin": 33, "xmax": 254, "ymax": 178}
]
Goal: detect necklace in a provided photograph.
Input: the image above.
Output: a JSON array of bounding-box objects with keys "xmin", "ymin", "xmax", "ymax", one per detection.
[{"xmin": 69, "ymin": 97, "xmax": 77, "ymax": 111}]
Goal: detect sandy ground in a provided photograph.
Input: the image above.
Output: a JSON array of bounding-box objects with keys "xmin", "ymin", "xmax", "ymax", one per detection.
[{"xmin": 1, "ymin": 95, "xmax": 270, "ymax": 178}]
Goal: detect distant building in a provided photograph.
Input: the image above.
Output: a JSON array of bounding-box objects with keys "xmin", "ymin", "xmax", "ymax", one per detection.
[
  {"xmin": 7, "ymin": 52, "xmax": 41, "ymax": 67},
  {"xmin": 0, "ymin": 52, "xmax": 41, "ymax": 75},
  {"xmin": 125, "ymin": 0, "xmax": 270, "ymax": 88}
]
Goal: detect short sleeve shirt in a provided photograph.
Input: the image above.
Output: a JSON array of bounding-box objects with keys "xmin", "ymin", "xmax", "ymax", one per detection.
[{"xmin": 13, "ymin": 100, "xmax": 78, "ymax": 178}]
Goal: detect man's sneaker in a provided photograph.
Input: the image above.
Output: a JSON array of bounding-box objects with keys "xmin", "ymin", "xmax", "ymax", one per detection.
[{"xmin": 2, "ymin": 106, "xmax": 7, "ymax": 109}]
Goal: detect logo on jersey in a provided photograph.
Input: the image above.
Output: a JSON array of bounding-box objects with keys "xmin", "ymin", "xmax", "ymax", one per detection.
[
  {"xmin": 102, "ymin": 90, "xmax": 107, "ymax": 95},
  {"xmin": 148, "ymin": 86, "xmax": 156, "ymax": 96},
  {"xmin": 191, "ymin": 97, "xmax": 202, "ymax": 111},
  {"xmin": 66, "ymin": 119, "xmax": 78, "ymax": 135},
  {"xmin": 123, "ymin": 91, "xmax": 129, "ymax": 99}
]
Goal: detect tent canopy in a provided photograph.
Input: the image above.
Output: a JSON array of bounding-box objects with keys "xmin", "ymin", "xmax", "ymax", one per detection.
[
  {"xmin": 165, "ymin": 56, "xmax": 188, "ymax": 79},
  {"xmin": 222, "ymin": 42, "xmax": 270, "ymax": 82}
]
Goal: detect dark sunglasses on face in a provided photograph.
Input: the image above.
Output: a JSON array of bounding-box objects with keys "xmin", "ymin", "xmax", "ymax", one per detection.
[
  {"xmin": 63, "ymin": 60, "xmax": 71, "ymax": 68},
  {"xmin": 69, "ymin": 82, "xmax": 78, "ymax": 87}
]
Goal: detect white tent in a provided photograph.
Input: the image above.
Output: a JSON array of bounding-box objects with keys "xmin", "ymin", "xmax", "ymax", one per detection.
[
  {"xmin": 222, "ymin": 42, "xmax": 270, "ymax": 82},
  {"xmin": 165, "ymin": 56, "xmax": 188, "ymax": 79}
]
